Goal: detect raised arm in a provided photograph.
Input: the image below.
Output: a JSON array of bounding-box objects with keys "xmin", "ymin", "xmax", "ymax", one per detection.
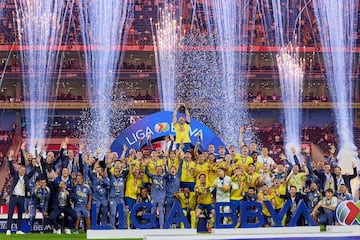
[
  {"xmin": 137, "ymin": 137, "xmax": 144, "ymax": 152},
  {"xmin": 177, "ymin": 158, "xmax": 184, "ymax": 177},
  {"xmin": 34, "ymin": 140, "xmax": 39, "ymax": 158},
  {"xmin": 194, "ymin": 141, "xmax": 201, "ymax": 160},
  {"xmin": 305, "ymin": 153, "xmax": 314, "ymax": 175},
  {"xmin": 146, "ymin": 134, "xmax": 153, "ymax": 152},
  {"xmin": 348, "ymin": 162, "xmax": 358, "ymax": 180},
  {"xmin": 163, "ymin": 136, "xmax": 170, "ymax": 157},
  {"xmin": 172, "ymin": 104, "xmax": 179, "ymax": 125},
  {"xmin": 184, "ymin": 104, "xmax": 190, "ymax": 123},
  {"xmin": 303, "ymin": 162, "xmax": 309, "ymax": 176},
  {"xmin": 239, "ymin": 126, "xmax": 245, "ymax": 148},
  {"xmin": 120, "ymin": 144, "xmax": 128, "ymax": 161},
  {"xmin": 144, "ymin": 165, "xmax": 155, "ymax": 179},
  {"xmin": 286, "ymin": 169, "xmax": 294, "ymax": 184},
  {"xmin": 290, "ymin": 147, "xmax": 301, "ymax": 169},
  {"xmin": 60, "ymin": 137, "xmax": 69, "ymax": 162},
  {"xmin": 7, "ymin": 150, "xmax": 16, "ymax": 176},
  {"xmin": 20, "ymin": 142, "xmax": 28, "ymax": 166}
]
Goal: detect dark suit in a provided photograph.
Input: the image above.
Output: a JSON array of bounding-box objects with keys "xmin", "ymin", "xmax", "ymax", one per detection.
[
  {"xmin": 315, "ymin": 167, "xmax": 357, "ymax": 194},
  {"xmin": 333, "ymin": 167, "xmax": 357, "ymax": 193},
  {"xmin": 59, "ymin": 147, "xmax": 79, "ymax": 175},
  {"xmin": 7, "ymin": 160, "xmax": 35, "ymax": 231}
]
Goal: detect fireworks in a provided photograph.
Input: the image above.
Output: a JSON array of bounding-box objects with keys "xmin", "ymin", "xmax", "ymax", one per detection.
[
  {"xmin": 78, "ymin": 0, "xmax": 134, "ymax": 155},
  {"xmin": 152, "ymin": 3, "xmax": 182, "ymax": 111},
  {"xmin": 14, "ymin": 0, "xmax": 72, "ymax": 151},
  {"xmin": 313, "ymin": 0, "xmax": 359, "ymax": 171},
  {"xmin": 276, "ymin": 45, "xmax": 304, "ymax": 154}
]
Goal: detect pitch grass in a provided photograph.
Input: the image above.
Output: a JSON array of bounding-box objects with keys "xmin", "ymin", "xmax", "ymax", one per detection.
[{"xmin": 0, "ymin": 232, "xmax": 142, "ymax": 240}]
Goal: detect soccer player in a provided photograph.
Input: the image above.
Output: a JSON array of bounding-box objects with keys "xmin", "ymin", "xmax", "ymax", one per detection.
[
  {"xmin": 336, "ymin": 184, "xmax": 353, "ymax": 203},
  {"xmin": 176, "ymin": 187, "xmax": 196, "ymax": 228},
  {"xmin": 235, "ymin": 145, "xmax": 253, "ymax": 171},
  {"xmin": 145, "ymin": 164, "xmax": 167, "ymax": 228},
  {"xmin": 311, "ymin": 188, "xmax": 338, "ymax": 226},
  {"xmin": 257, "ymin": 183, "xmax": 275, "ymax": 226},
  {"xmin": 257, "ymin": 147, "xmax": 276, "ymax": 169},
  {"xmin": 195, "ymin": 174, "xmax": 214, "ymax": 227},
  {"xmin": 88, "ymin": 166, "xmax": 110, "ymax": 226},
  {"xmin": 108, "ymin": 165, "xmax": 128, "ymax": 229},
  {"xmin": 180, "ymin": 151, "xmax": 196, "ymax": 191},
  {"xmin": 50, "ymin": 181, "xmax": 77, "ymax": 234},
  {"xmin": 165, "ymin": 159, "xmax": 183, "ymax": 222},
  {"xmin": 214, "ymin": 168, "xmax": 238, "ymax": 224},
  {"xmin": 287, "ymin": 163, "xmax": 309, "ymax": 193},
  {"xmin": 172, "ymin": 103, "xmax": 191, "ymax": 152},
  {"xmin": 304, "ymin": 181, "xmax": 321, "ymax": 212},
  {"xmin": 71, "ymin": 174, "xmax": 92, "ymax": 233},
  {"xmin": 29, "ymin": 177, "xmax": 50, "ymax": 233}
]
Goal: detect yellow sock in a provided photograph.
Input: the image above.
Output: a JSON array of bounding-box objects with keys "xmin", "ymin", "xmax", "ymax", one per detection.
[{"xmin": 190, "ymin": 211, "xmax": 196, "ymax": 229}]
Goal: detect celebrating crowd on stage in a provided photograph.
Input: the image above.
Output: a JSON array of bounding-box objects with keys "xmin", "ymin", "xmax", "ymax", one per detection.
[{"xmin": 4, "ymin": 104, "xmax": 359, "ymax": 235}]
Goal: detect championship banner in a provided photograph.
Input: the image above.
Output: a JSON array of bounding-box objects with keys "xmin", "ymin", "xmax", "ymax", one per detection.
[{"xmin": 111, "ymin": 111, "xmax": 226, "ymax": 156}]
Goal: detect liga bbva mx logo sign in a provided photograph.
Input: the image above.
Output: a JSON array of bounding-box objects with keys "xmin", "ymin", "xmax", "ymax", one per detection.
[{"xmin": 336, "ymin": 200, "xmax": 360, "ymax": 225}]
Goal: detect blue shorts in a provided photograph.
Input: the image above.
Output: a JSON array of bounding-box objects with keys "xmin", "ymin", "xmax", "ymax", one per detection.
[
  {"xmin": 74, "ymin": 206, "xmax": 90, "ymax": 218},
  {"xmin": 197, "ymin": 204, "xmax": 213, "ymax": 214}
]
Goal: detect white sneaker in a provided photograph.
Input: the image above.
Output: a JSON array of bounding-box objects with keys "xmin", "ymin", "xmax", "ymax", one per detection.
[
  {"xmin": 5, "ymin": 230, "xmax": 11, "ymax": 235},
  {"xmin": 64, "ymin": 228, "xmax": 71, "ymax": 234},
  {"xmin": 16, "ymin": 231, "xmax": 25, "ymax": 235},
  {"xmin": 56, "ymin": 229, "xmax": 61, "ymax": 235}
]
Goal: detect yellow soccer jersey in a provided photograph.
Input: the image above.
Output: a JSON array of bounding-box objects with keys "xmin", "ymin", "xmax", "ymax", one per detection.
[
  {"xmin": 230, "ymin": 175, "xmax": 246, "ymax": 200},
  {"xmin": 288, "ymin": 172, "xmax": 306, "ymax": 192},
  {"xmin": 257, "ymin": 191, "xmax": 275, "ymax": 217},
  {"xmin": 208, "ymin": 164, "xmax": 218, "ymax": 184},
  {"xmin": 235, "ymin": 156, "xmax": 253, "ymax": 170},
  {"xmin": 181, "ymin": 160, "xmax": 196, "ymax": 183},
  {"xmin": 270, "ymin": 183, "xmax": 287, "ymax": 209},
  {"xmin": 231, "ymin": 153, "xmax": 242, "ymax": 163},
  {"xmin": 195, "ymin": 184, "xmax": 213, "ymax": 205},
  {"xmin": 174, "ymin": 122, "xmax": 191, "ymax": 144},
  {"xmin": 147, "ymin": 159, "xmax": 164, "ymax": 175},
  {"xmin": 255, "ymin": 162, "xmax": 264, "ymax": 172},
  {"xmin": 167, "ymin": 156, "xmax": 180, "ymax": 171},
  {"xmin": 125, "ymin": 173, "xmax": 141, "ymax": 200},
  {"xmin": 194, "ymin": 162, "xmax": 210, "ymax": 184},
  {"xmin": 244, "ymin": 172, "xmax": 260, "ymax": 192},
  {"xmin": 178, "ymin": 192, "xmax": 197, "ymax": 210}
]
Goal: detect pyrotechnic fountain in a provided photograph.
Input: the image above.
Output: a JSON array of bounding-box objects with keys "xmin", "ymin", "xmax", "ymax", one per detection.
[
  {"xmin": 78, "ymin": 0, "xmax": 133, "ymax": 153},
  {"xmin": 14, "ymin": 0, "xmax": 71, "ymax": 151},
  {"xmin": 262, "ymin": 0, "xmax": 305, "ymax": 156},
  {"xmin": 199, "ymin": 0, "xmax": 253, "ymax": 147},
  {"xmin": 276, "ymin": 46, "xmax": 304, "ymax": 155},
  {"xmin": 313, "ymin": 0, "xmax": 359, "ymax": 172},
  {"xmin": 152, "ymin": 4, "xmax": 182, "ymax": 111}
]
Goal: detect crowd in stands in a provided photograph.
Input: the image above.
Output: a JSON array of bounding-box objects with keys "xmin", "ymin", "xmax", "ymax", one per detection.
[
  {"xmin": 0, "ymin": 90, "xmax": 334, "ymax": 104},
  {"xmin": 0, "ymin": 130, "xmax": 14, "ymax": 205},
  {"xmin": 247, "ymin": 92, "xmax": 329, "ymax": 103},
  {"xmin": 0, "ymin": 0, "xmax": 359, "ymax": 47},
  {"xmin": 3, "ymin": 104, "xmax": 360, "ymax": 235}
]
